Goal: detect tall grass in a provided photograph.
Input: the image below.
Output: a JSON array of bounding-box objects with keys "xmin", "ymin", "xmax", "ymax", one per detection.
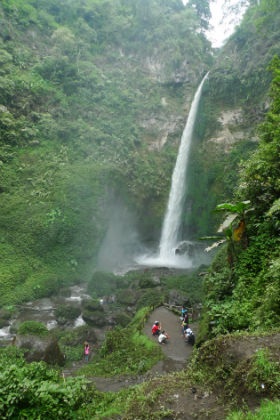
[
  {"xmin": 227, "ymin": 399, "xmax": 280, "ymax": 420},
  {"xmin": 78, "ymin": 306, "xmax": 164, "ymax": 377}
]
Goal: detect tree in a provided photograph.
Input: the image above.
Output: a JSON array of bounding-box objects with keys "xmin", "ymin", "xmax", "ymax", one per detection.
[
  {"xmin": 188, "ymin": 0, "xmax": 211, "ymax": 29},
  {"xmin": 237, "ymin": 56, "xmax": 280, "ymax": 213},
  {"xmin": 202, "ymin": 201, "xmax": 253, "ymax": 269}
]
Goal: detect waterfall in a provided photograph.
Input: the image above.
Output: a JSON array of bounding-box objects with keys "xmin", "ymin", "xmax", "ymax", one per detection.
[
  {"xmin": 137, "ymin": 73, "xmax": 208, "ymax": 268},
  {"xmin": 159, "ymin": 73, "xmax": 209, "ymax": 259}
]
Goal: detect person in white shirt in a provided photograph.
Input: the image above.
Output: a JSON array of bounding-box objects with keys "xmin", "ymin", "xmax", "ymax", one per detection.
[
  {"xmin": 184, "ymin": 328, "xmax": 195, "ymax": 345},
  {"xmin": 158, "ymin": 330, "xmax": 169, "ymax": 344}
]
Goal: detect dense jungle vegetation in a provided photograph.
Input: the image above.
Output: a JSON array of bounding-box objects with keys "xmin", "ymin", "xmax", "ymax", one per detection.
[
  {"xmin": 0, "ymin": 0, "xmax": 280, "ymax": 419},
  {"xmin": 199, "ymin": 53, "xmax": 280, "ymax": 340},
  {"xmin": 183, "ymin": 0, "xmax": 280, "ymax": 238},
  {"xmin": 0, "ymin": 0, "xmax": 211, "ymax": 305}
]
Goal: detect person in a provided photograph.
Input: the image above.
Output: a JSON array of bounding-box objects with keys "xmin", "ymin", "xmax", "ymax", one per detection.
[
  {"xmin": 183, "ymin": 311, "xmax": 189, "ymax": 327},
  {"xmin": 158, "ymin": 330, "xmax": 169, "ymax": 344},
  {"xmin": 184, "ymin": 328, "xmax": 195, "ymax": 346},
  {"xmin": 181, "ymin": 319, "xmax": 188, "ymax": 336},
  {"xmin": 84, "ymin": 341, "xmax": 90, "ymax": 362},
  {"xmin": 181, "ymin": 306, "xmax": 188, "ymax": 317},
  {"xmin": 152, "ymin": 321, "xmax": 161, "ymax": 336},
  {"xmin": 180, "ymin": 312, "xmax": 188, "ymax": 335}
]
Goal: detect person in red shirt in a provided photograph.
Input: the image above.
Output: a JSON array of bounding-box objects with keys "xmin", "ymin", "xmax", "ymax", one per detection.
[{"xmin": 152, "ymin": 321, "xmax": 161, "ymax": 336}]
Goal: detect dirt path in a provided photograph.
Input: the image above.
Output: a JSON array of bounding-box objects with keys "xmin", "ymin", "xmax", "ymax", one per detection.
[
  {"xmin": 75, "ymin": 306, "xmax": 197, "ymax": 392},
  {"xmin": 144, "ymin": 307, "xmax": 196, "ymax": 361}
]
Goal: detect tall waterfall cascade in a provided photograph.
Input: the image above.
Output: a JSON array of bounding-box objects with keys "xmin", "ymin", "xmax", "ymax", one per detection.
[{"xmin": 137, "ymin": 73, "xmax": 209, "ymax": 268}]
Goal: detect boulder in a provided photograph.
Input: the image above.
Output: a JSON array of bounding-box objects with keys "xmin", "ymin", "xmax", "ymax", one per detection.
[
  {"xmin": 12, "ymin": 334, "xmax": 65, "ymax": 366},
  {"xmin": 167, "ymin": 289, "xmax": 190, "ymax": 307},
  {"xmin": 82, "ymin": 309, "xmax": 107, "ymax": 327},
  {"xmin": 0, "ymin": 318, "xmax": 9, "ymax": 329}
]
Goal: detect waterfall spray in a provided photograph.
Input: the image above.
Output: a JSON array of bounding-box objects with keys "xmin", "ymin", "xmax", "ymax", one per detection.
[{"xmin": 137, "ymin": 73, "xmax": 208, "ymax": 268}]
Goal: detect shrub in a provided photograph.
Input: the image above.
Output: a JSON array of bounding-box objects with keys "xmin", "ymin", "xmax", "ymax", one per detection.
[
  {"xmin": 55, "ymin": 305, "xmax": 81, "ymax": 321},
  {"xmin": 116, "ymin": 289, "xmax": 136, "ymax": 306},
  {"xmin": 83, "ymin": 299, "xmax": 104, "ymax": 312},
  {"xmin": 17, "ymin": 321, "xmax": 48, "ymax": 337},
  {"xmin": 78, "ymin": 307, "xmax": 162, "ymax": 377},
  {"xmin": 0, "ymin": 348, "xmax": 92, "ymax": 420},
  {"xmin": 87, "ymin": 271, "xmax": 117, "ymax": 297},
  {"xmin": 136, "ymin": 289, "xmax": 165, "ymax": 310},
  {"xmin": 227, "ymin": 399, "xmax": 280, "ymax": 420},
  {"xmin": 115, "ymin": 311, "xmax": 132, "ymax": 327},
  {"xmin": 138, "ymin": 276, "xmax": 158, "ymax": 289}
]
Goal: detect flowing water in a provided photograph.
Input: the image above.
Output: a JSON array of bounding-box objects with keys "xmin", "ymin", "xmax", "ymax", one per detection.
[
  {"xmin": 0, "ymin": 285, "xmax": 91, "ymax": 344},
  {"xmin": 137, "ymin": 73, "xmax": 209, "ymax": 268}
]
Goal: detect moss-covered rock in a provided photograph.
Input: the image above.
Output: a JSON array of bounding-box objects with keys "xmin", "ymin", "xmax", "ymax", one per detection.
[
  {"xmin": 82, "ymin": 299, "xmax": 104, "ymax": 312},
  {"xmin": 81, "ymin": 298, "xmax": 106, "ymax": 326},
  {"xmin": 17, "ymin": 321, "xmax": 48, "ymax": 337},
  {"xmin": 82, "ymin": 309, "xmax": 107, "ymax": 327},
  {"xmin": 138, "ymin": 276, "xmax": 159, "ymax": 289},
  {"xmin": 13, "ymin": 333, "xmax": 65, "ymax": 365},
  {"xmin": 114, "ymin": 311, "xmax": 132, "ymax": 327},
  {"xmin": 0, "ymin": 318, "xmax": 9, "ymax": 329},
  {"xmin": 54, "ymin": 305, "xmax": 81, "ymax": 325},
  {"xmin": 136, "ymin": 289, "xmax": 166, "ymax": 310},
  {"xmin": 116, "ymin": 289, "xmax": 138, "ymax": 306}
]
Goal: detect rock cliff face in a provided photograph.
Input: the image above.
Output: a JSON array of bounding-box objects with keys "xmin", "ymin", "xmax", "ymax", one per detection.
[
  {"xmin": 13, "ymin": 334, "xmax": 65, "ymax": 366},
  {"xmin": 181, "ymin": 0, "xmax": 280, "ymax": 238},
  {"xmin": 208, "ymin": 108, "xmax": 259, "ymax": 153},
  {"xmin": 141, "ymin": 114, "xmax": 185, "ymax": 151},
  {"xmin": 143, "ymin": 54, "xmax": 196, "ymax": 84}
]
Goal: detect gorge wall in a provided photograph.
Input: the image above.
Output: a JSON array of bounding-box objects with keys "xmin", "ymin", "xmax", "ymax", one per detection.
[
  {"xmin": 0, "ymin": 0, "xmax": 279, "ymax": 305},
  {"xmin": 182, "ymin": 0, "xmax": 280, "ymax": 239},
  {"xmin": 0, "ymin": 0, "xmax": 211, "ymax": 304}
]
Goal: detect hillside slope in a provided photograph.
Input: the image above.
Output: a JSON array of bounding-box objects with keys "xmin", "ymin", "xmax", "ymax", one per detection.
[
  {"xmin": 182, "ymin": 0, "xmax": 280, "ymax": 238},
  {"xmin": 0, "ymin": 0, "xmax": 212, "ymax": 305}
]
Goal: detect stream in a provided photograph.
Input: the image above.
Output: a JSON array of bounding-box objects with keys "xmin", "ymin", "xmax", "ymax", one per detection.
[{"xmin": 0, "ymin": 284, "xmax": 91, "ymax": 345}]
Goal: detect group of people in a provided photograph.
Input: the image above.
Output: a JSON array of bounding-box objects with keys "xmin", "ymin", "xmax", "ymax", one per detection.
[
  {"xmin": 181, "ymin": 306, "xmax": 195, "ymax": 345},
  {"xmin": 151, "ymin": 306, "xmax": 195, "ymax": 346},
  {"xmin": 152, "ymin": 321, "xmax": 169, "ymax": 344}
]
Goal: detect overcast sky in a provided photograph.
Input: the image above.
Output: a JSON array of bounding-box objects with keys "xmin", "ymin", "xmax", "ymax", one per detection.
[{"xmin": 183, "ymin": 0, "xmax": 248, "ymax": 48}]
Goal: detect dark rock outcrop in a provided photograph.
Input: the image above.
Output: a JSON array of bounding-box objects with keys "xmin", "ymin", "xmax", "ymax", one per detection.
[{"xmin": 12, "ymin": 334, "xmax": 65, "ymax": 366}]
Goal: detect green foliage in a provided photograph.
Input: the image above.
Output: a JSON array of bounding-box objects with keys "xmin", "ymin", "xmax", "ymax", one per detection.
[
  {"xmin": 115, "ymin": 312, "xmax": 132, "ymax": 327},
  {"xmin": 82, "ymin": 299, "xmax": 106, "ymax": 326},
  {"xmin": 237, "ymin": 56, "xmax": 280, "ymax": 214},
  {"xmin": 17, "ymin": 320, "xmax": 48, "ymax": 337},
  {"xmin": 0, "ymin": 347, "xmax": 92, "ymax": 420},
  {"xmin": 138, "ymin": 275, "xmax": 157, "ymax": 289},
  {"xmin": 55, "ymin": 305, "xmax": 81, "ymax": 321},
  {"xmin": 79, "ymin": 327, "xmax": 163, "ymax": 377},
  {"xmin": 116, "ymin": 289, "xmax": 136, "ymax": 306},
  {"xmin": 78, "ymin": 307, "xmax": 163, "ymax": 377},
  {"xmin": 55, "ymin": 325, "xmax": 96, "ymax": 363},
  {"xmin": 246, "ymin": 349, "xmax": 280, "ymax": 394},
  {"xmin": 122, "ymin": 383, "xmax": 173, "ymax": 420},
  {"xmin": 83, "ymin": 299, "xmax": 104, "ymax": 313},
  {"xmin": 0, "ymin": 0, "xmax": 213, "ymax": 306},
  {"xmin": 201, "ymin": 229, "xmax": 280, "ymax": 338},
  {"xmin": 227, "ymin": 399, "xmax": 280, "ymax": 420},
  {"xmin": 188, "ymin": 331, "xmax": 280, "ymax": 408},
  {"xmin": 185, "ymin": 0, "xmax": 280, "ymax": 240},
  {"xmin": 136, "ymin": 289, "xmax": 165, "ymax": 310},
  {"xmin": 200, "ymin": 56, "xmax": 280, "ymax": 341},
  {"xmin": 161, "ymin": 269, "xmax": 204, "ymax": 303},
  {"xmin": 87, "ymin": 271, "xmax": 119, "ymax": 297},
  {"xmin": 128, "ymin": 306, "xmax": 151, "ymax": 331}
]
